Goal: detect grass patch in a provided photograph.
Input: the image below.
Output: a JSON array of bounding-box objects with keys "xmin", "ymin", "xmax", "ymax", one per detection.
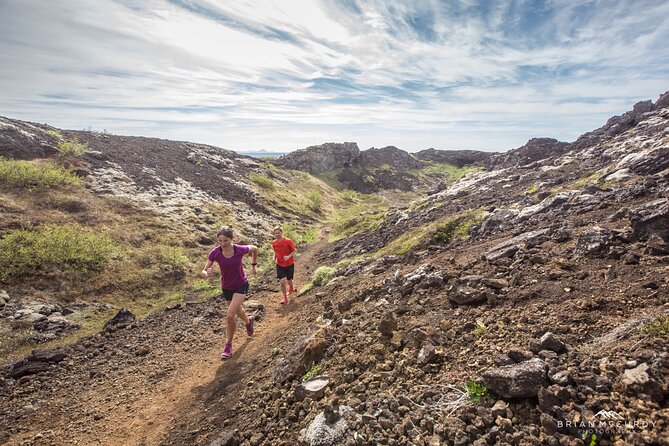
[
  {"xmin": 158, "ymin": 245, "xmax": 189, "ymax": 271},
  {"xmin": 432, "ymin": 210, "xmax": 484, "ymax": 245},
  {"xmin": 306, "ymin": 190, "xmax": 323, "ymax": 213},
  {"xmin": 192, "ymin": 278, "xmax": 216, "ymax": 292},
  {"xmin": 0, "ymin": 225, "xmax": 117, "ymax": 282},
  {"xmin": 282, "ymin": 222, "xmax": 318, "ymax": 245},
  {"xmin": 0, "ymin": 157, "xmax": 80, "ymax": 188},
  {"xmin": 249, "ymin": 173, "xmax": 275, "ymax": 190},
  {"xmin": 302, "ymin": 266, "xmax": 335, "ymax": 293},
  {"xmin": 642, "ymin": 315, "xmax": 669, "ymax": 338},
  {"xmin": 375, "ymin": 209, "xmax": 484, "ymax": 258},
  {"xmin": 57, "ymin": 139, "xmax": 88, "ymax": 157},
  {"xmin": 415, "ymin": 162, "xmax": 481, "ymax": 182},
  {"xmin": 329, "ymin": 193, "xmax": 389, "ymax": 242},
  {"xmin": 46, "ymin": 129, "xmax": 63, "ymax": 139}
]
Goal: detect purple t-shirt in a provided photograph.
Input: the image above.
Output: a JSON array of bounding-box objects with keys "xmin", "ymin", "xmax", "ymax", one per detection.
[{"xmin": 208, "ymin": 244, "xmax": 250, "ymax": 290}]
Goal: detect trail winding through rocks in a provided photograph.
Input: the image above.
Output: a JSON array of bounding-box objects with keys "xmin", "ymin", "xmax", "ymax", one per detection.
[{"xmin": 1, "ymin": 228, "xmax": 330, "ymax": 446}]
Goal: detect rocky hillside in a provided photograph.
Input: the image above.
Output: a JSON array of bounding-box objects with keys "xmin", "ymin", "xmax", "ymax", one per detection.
[
  {"xmin": 273, "ymin": 143, "xmax": 444, "ymax": 193},
  {"xmin": 1, "ymin": 90, "xmax": 669, "ymax": 446}
]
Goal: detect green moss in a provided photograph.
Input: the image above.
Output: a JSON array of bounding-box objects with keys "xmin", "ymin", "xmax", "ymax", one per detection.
[
  {"xmin": 0, "ymin": 157, "xmax": 80, "ymax": 188},
  {"xmin": 0, "ymin": 225, "xmax": 117, "ymax": 281}
]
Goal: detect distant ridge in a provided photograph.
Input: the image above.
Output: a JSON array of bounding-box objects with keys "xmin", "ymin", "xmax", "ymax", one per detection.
[{"xmin": 237, "ymin": 150, "xmax": 288, "ymax": 159}]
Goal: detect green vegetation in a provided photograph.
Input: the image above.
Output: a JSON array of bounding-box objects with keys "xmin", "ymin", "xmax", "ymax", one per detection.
[
  {"xmin": 249, "ymin": 173, "xmax": 275, "ymax": 190},
  {"xmin": 0, "ymin": 225, "xmax": 116, "ymax": 281},
  {"xmin": 282, "ymin": 222, "xmax": 318, "ymax": 245},
  {"xmin": 642, "ymin": 315, "xmax": 669, "ymax": 338},
  {"xmin": 192, "ymin": 278, "xmax": 216, "ymax": 292},
  {"xmin": 302, "ymin": 266, "xmax": 335, "ymax": 293},
  {"xmin": 582, "ymin": 433, "xmax": 598, "ymax": 446},
  {"xmin": 271, "ymin": 347, "xmax": 282, "ymax": 357},
  {"xmin": 303, "ymin": 361, "xmax": 323, "ymax": 381},
  {"xmin": 158, "ymin": 246, "xmax": 189, "ymax": 273},
  {"xmin": 46, "ymin": 129, "xmax": 63, "ymax": 139},
  {"xmin": 0, "ymin": 158, "xmax": 80, "ymax": 188},
  {"xmin": 329, "ymin": 192, "xmax": 388, "ymax": 242},
  {"xmin": 57, "ymin": 139, "xmax": 88, "ymax": 157},
  {"xmin": 474, "ymin": 324, "xmax": 486, "ymax": 336},
  {"xmin": 432, "ymin": 210, "xmax": 484, "ymax": 245},
  {"xmin": 374, "ymin": 209, "xmax": 483, "ymax": 258},
  {"xmin": 306, "ymin": 190, "xmax": 323, "ymax": 212},
  {"xmin": 525, "ymin": 184, "xmax": 539, "ymax": 195},
  {"xmin": 466, "ymin": 378, "xmax": 489, "ymax": 403},
  {"xmin": 415, "ymin": 162, "xmax": 480, "ymax": 182}
]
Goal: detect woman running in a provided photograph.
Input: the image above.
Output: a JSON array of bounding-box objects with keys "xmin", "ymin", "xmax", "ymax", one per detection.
[{"xmin": 200, "ymin": 226, "xmax": 258, "ymax": 359}]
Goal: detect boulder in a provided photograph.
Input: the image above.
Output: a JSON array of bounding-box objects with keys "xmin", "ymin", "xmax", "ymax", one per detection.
[
  {"xmin": 539, "ymin": 332, "xmax": 567, "ymax": 353},
  {"xmin": 574, "ymin": 227, "xmax": 619, "ymax": 258},
  {"xmin": 6, "ymin": 347, "xmax": 69, "ymax": 379},
  {"xmin": 378, "ymin": 311, "xmax": 397, "ymax": 337},
  {"xmin": 301, "ymin": 406, "xmax": 350, "ymax": 446},
  {"xmin": 484, "ymin": 229, "xmax": 548, "ymax": 262},
  {"xmin": 483, "ymin": 358, "xmax": 548, "ymax": 398},
  {"xmin": 274, "ymin": 322, "xmax": 333, "ymax": 384},
  {"xmin": 630, "ymin": 199, "xmax": 669, "ymax": 241},
  {"xmin": 295, "ymin": 376, "xmax": 329, "ymax": 401},
  {"xmin": 103, "ymin": 308, "xmax": 135, "ymax": 331}
]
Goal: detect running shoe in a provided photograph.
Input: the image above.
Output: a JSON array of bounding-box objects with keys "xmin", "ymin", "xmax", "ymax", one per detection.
[
  {"xmin": 280, "ymin": 295, "xmax": 289, "ymax": 305},
  {"xmin": 246, "ymin": 316, "xmax": 255, "ymax": 336},
  {"xmin": 288, "ymin": 285, "xmax": 295, "ymax": 294},
  {"xmin": 221, "ymin": 343, "xmax": 232, "ymax": 359}
]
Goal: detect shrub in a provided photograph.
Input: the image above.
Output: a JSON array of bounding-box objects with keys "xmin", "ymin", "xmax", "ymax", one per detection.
[
  {"xmin": 0, "ymin": 225, "xmax": 116, "ymax": 281},
  {"xmin": 249, "ymin": 173, "xmax": 275, "ymax": 190},
  {"xmin": 57, "ymin": 139, "xmax": 88, "ymax": 157},
  {"xmin": 0, "ymin": 158, "xmax": 80, "ymax": 188}
]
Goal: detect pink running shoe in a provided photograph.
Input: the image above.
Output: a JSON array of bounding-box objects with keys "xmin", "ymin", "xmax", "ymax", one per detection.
[
  {"xmin": 221, "ymin": 343, "xmax": 232, "ymax": 359},
  {"xmin": 246, "ymin": 316, "xmax": 255, "ymax": 336},
  {"xmin": 280, "ymin": 296, "xmax": 288, "ymax": 305}
]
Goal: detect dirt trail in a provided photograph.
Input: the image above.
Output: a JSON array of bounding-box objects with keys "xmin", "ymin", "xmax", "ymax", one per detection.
[{"xmin": 2, "ymin": 227, "xmax": 330, "ymax": 446}]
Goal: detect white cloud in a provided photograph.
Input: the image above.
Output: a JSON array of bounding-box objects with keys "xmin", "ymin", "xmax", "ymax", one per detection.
[{"xmin": 0, "ymin": 0, "xmax": 667, "ymax": 153}]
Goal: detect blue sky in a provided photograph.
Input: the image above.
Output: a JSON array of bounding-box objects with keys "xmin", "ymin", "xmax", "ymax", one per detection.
[{"xmin": 1, "ymin": 0, "xmax": 668, "ymax": 152}]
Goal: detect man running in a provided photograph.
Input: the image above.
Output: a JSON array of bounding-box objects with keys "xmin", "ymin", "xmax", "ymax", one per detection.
[{"xmin": 271, "ymin": 226, "xmax": 297, "ymax": 304}]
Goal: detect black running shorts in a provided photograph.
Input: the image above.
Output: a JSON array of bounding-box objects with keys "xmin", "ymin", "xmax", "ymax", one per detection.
[
  {"xmin": 222, "ymin": 282, "xmax": 249, "ymax": 301},
  {"xmin": 276, "ymin": 264, "xmax": 295, "ymax": 280}
]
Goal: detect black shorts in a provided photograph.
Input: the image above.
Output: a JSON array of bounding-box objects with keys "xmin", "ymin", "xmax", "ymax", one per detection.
[
  {"xmin": 276, "ymin": 264, "xmax": 295, "ymax": 280},
  {"xmin": 222, "ymin": 282, "xmax": 249, "ymax": 301}
]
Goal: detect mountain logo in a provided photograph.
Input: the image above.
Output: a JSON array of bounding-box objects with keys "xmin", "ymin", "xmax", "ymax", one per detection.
[{"xmin": 594, "ymin": 410, "xmax": 625, "ymax": 420}]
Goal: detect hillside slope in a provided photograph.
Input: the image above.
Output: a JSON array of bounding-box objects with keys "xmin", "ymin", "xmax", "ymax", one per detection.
[{"xmin": 1, "ymin": 90, "xmax": 669, "ymax": 446}]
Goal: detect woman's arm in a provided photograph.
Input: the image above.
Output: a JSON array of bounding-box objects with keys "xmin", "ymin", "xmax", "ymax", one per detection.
[
  {"xmin": 200, "ymin": 259, "xmax": 214, "ymax": 278},
  {"xmin": 247, "ymin": 245, "xmax": 258, "ymax": 276}
]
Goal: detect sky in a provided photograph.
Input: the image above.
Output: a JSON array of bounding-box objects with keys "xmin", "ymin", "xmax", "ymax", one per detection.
[{"xmin": 1, "ymin": 0, "xmax": 668, "ymax": 153}]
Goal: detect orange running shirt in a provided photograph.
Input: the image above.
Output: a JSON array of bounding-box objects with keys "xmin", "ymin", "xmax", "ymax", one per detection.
[{"xmin": 272, "ymin": 238, "xmax": 296, "ymax": 267}]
